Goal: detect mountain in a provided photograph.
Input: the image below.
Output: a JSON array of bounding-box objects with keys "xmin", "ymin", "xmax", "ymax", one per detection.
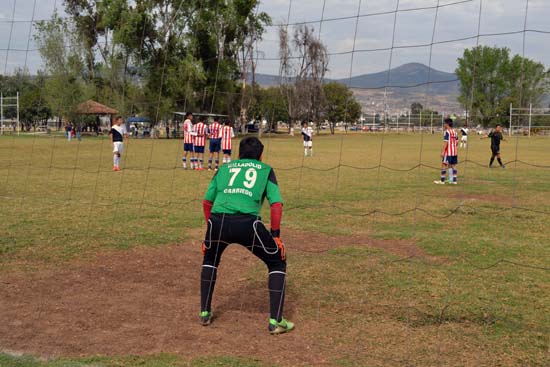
[
  {"xmin": 337, "ymin": 63, "xmax": 458, "ymax": 94},
  {"xmin": 340, "ymin": 63, "xmax": 461, "ymax": 113},
  {"xmin": 252, "ymin": 63, "xmax": 462, "ymax": 112},
  {"xmin": 253, "ymin": 63, "xmax": 458, "ymax": 93},
  {"xmin": 251, "ymin": 73, "xmax": 284, "ymax": 87}
]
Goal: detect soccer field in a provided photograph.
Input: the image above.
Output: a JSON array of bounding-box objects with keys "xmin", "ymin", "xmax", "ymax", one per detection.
[{"xmin": 0, "ymin": 132, "xmax": 549, "ymax": 366}]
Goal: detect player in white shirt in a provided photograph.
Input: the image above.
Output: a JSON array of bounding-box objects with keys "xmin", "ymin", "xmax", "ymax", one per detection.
[
  {"xmin": 301, "ymin": 121, "xmax": 314, "ymax": 157},
  {"xmin": 109, "ymin": 116, "xmax": 128, "ymax": 171},
  {"xmin": 219, "ymin": 120, "xmax": 235, "ymax": 164},
  {"xmin": 193, "ymin": 116, "xmax": 207, "ymax": 170},
  {"xmin": 460, "ymin": 125, "xmax": 469, "ymax": 148},
  {"xmin": 182, "ymin": 112, "xmax": 195, "ymax": 169}
]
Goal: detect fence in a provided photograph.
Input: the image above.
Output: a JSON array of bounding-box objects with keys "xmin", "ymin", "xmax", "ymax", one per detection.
[
  {"xmin": 0, "ymin": 93, "xmax": 19, "ymax": 135},
  {"xmin": 509, "ymin": 104, "xmax": 550, "ymax": 136}
]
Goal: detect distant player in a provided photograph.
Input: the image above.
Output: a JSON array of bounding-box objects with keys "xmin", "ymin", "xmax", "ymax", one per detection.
[
  {"xmin": 207, "ymin": 118, "xmax": 222, "ymax": 171},
  {"xmin": 200, "ymin": 136, "xmax": 294, "ymax": 334},
  {"xmin": 220, "ymin": 120, "xmax": 235, "ymax": 164},
  {"xmin": 483, "ymin": 124, "xmax": 506, "ymax": 169},
  {"xmin": 109, "ymin": 116, "xmax": 128, "ymax": 172},
  {"xmin": 301, "ymin": 121, "xmax": 313, "ymax": 157},
  {"xmin": 193, "ymin": 116, "xmax": 207, "ymax": 170},
  {"xmin": 181, "ymin": 112, "xmax": 194, "ymax": 170},
  {"xmin": 66, "ymin": 123, "xmax": 73, "ymax": 142},
  {"xmin": 434, "ymin": 118, "xmax": 458, "ymax": 185},
  {"xmin": 459, "ymin": 124, "xmax": 469, "ymax": 148}
]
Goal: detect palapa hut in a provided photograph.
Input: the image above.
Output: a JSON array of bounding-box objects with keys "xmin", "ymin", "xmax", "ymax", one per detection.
[{"xmin": 75, "ymin": 100, "xmax": 119, "ymax": 134}]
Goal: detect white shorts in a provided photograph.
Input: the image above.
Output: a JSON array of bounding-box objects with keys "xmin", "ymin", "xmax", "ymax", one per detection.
[
  {"xmin": 303, "ymin": 141, "xmax": 313, "ymax": 148},
  {"xmin": 113, "ymin": 141, "xmax": 124, "ymax": 154},
  {"xmin": 461, "ymin": 136, "xmax": 468, "ymax": 142}
]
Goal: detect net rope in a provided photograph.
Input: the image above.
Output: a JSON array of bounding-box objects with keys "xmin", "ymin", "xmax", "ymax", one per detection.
[{"xmin": 0, "ymin": 0, "xmax": 549, "ymax": 364}]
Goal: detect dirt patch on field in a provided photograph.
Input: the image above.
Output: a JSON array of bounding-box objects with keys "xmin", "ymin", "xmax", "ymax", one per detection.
[
  {"xmin": 0, "ymin": 242, "xmax": 325, "ymax": 365},
  {"xmin": 0, "ymin": 231, "xmax": 504, "ymax": 366},
  {"xmin": 286, "ymin": 229, "xmax": 444, "ymax": 263},
  {"xmin": 449, "ymin": 192, "xmax": 513, "ymax": 205},
  {"xmin": 366, "ymin": 238, "xmax": 443, "ymax": 262}
]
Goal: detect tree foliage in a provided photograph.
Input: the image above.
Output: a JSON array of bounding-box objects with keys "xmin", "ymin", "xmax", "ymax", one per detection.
[
  {"xmin": 323, "ymin": 82, "xmax": 362, "ymax": 133},
  {"xmin": 27, "ymin": 0, "xmax": 272, "ymax": 122},
  {"xmin": 244, "ymin": 82, "xmax": 360, "ymax": 134},
  {"xmin": 278, "ymin": 24, "xmax": 329, "ymax": 131},
  {"xmin": 456, "ymin": 46, "xmax": 549, "ymax": 126},
  {"xmin": 34, "ymin": 12, "xmax": 91, "ymax": 125},
  {"xmin": 14, "ymin": 0, "xmax": 364, "ymax": 132},
  {"xmin": 247, "ymin": 86, "xmax": 289, "ymax": 128},
  {"xmin": 410, "ymin": 102, "xmax": 423, "ymax": 115},
  {"xmin": 0, "ymin": 70, "xmax": 53, "ymax": 130}
]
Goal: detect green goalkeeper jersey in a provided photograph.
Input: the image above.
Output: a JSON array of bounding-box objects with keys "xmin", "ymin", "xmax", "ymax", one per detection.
[{"xmin": 204, "ymin": 159, "xmax": 283, "ymax": 216}]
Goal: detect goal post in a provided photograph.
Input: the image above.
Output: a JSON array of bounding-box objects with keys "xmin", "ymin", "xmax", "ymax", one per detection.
[
  {"xmin": 509, "ymin": 103, "xmax": 550, "ymax": 137},
  {"xmin": 0, "ymin": 92, "xmax": 20, "ymax": 136}
]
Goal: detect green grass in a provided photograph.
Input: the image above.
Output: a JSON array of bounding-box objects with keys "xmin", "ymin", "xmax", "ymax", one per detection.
[{"xmin": 1, "ymin": 132, "xmax": 549, "ymax": 366}]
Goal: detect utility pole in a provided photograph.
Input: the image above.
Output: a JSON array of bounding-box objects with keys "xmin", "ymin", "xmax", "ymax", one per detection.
[
  {"xmin": 508, "ymin": 103, "xmax": 514, "ymax": 136},
  {"xmin": 17, "ymin": 91, "xmax": 20, "ymax": 135},
  {"xmin": 529, "ymin": 103, "xmax": 533, "ymax": 137},
  {"xmin": 0, "ymin": 93, "xmax": 3, "ymax": 135}
]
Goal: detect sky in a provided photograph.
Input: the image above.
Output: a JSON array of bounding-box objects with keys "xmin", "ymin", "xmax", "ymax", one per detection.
[{"xmin": 0, "ymin": 0, "xmax": 549, "ymax": 79}]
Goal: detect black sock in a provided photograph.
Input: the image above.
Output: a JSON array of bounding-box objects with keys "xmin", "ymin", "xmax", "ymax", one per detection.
[
  {"xmin": 268, "ymin": 271, "xmax": 286, "ymax": 321},
  {"xmin": 201, "ymin": 265, "xmax": 217, "ymax": 312},
  {"xmin": 497, "ymin": 158, "xmax": 503, "ymax": 166},
  {"xmin": 489, "ymin": 157, "xmax": 495, "ymax": 166}
]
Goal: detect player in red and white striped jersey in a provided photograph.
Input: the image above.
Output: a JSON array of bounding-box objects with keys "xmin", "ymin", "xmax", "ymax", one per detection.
[
  {"xmin": 219, "ymin": 120, "xmax": 235, "ymax": 164},
  {"xmin": 193, "ymin": 116, "xmax": 207, "ymax": 170},
  {"xmin": 434, "ymin": 118, "xmax": 459, "ymax": 185},
  {"xmin": 207, "ymin": 119, "xmax": 222, "ymax": 171},
  {"xmin": 182, "ymin": 112, "xmax": 194, "ymax": 169}
]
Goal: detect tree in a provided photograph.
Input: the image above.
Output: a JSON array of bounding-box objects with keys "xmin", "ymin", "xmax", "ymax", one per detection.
[
  {"xmin": 278, "ymin": 24, "xmax": 328, "ymax": 132},
  {"xmin": 0, "ymin": 69, "xmax": 53, "ymax": 131},
  {"xmin": 278, "ymin": 25, "xmax": 295, "ymax": 132},
  {"xmin": 456, "ymin": 46, "xmax": 549, "ymax": 127},
  {"xmin": 248, "ymin": 86, "xmax": 289, "ymax": 130},
  {"xmin": 34, "ymin": 12, "xmax": 90, "ymax": 126},
  {"xmin": 19, "ymin": 73, "xmax": 52, "ymax": 130},
  {"xmin": 508, "ymin": 55, "xmax": 549, "ymax": 108},
  {"xmin": 227, "ymin": 0, "xmax": 272, "ymax": 127},
  {"xmin": 292, "ymin": 25, "xmax": 328, "ymax": 125},
  {"xmin": 410, "ymin": 102, "xmax": 423, "ymax": 115},
  {"xmin": 60, "ymin": 0, "xmax": 271, "ymax": 121},
  {"xmin": 323, "ymin": 82, "xmax": 361, "ymax": 134}
]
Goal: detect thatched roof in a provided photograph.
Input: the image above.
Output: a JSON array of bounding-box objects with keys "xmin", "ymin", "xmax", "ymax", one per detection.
[{"xmin": 76, "ymin": 100, "xmax": 118, "ymax": 115}]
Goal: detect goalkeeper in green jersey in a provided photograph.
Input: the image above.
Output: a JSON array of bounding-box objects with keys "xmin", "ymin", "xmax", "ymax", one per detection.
[{"xmin": 200, "ymin": 137, "xmax": 294, "ymax": 335}]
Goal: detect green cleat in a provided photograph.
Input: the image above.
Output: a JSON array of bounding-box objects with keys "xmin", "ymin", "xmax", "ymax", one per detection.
[
  {"xmin": 200, "ymin": 311, "xmax": 213, "ymax": 326},
  {"xmin": 269, "ymin": 318, "xmax": 295, "ymax": 335}
]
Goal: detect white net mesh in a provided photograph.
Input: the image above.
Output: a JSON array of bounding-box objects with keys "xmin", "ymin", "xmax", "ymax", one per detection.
[{"xmin": 0, "ymin": 0, "xmax": 549, "ymax": 365}]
